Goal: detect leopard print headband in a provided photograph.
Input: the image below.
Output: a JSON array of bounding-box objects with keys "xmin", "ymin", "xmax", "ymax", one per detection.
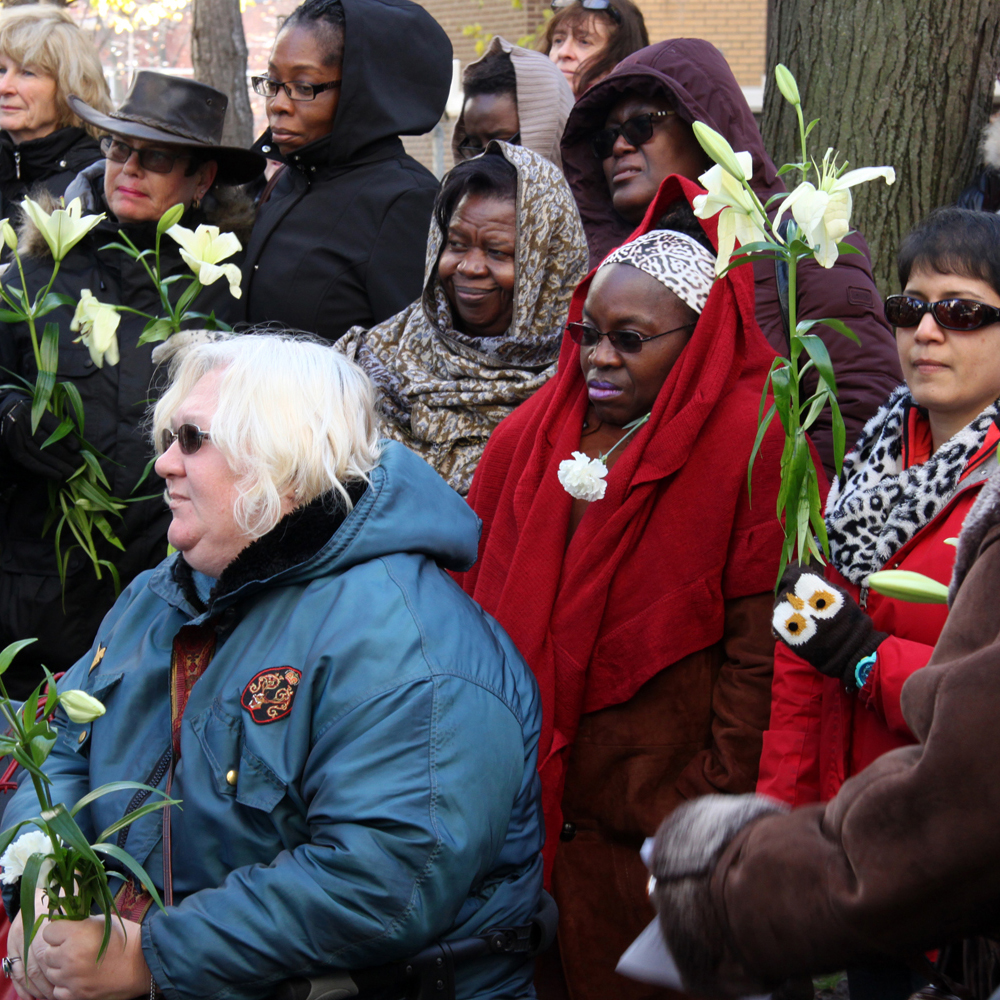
[{"xmin": 600, "ymin": 230, "xmax": 717, "ymax": 314}]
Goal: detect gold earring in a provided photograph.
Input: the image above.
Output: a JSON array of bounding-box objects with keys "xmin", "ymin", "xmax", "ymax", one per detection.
[{"xmin": 192, "ymin": 194, "xmax": 202, "ymax": 210}]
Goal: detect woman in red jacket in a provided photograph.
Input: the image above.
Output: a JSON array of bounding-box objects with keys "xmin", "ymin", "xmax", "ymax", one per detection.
[{"xmin": 761, "ymin": 206, "xmax": 1000, "ymax": 1000}]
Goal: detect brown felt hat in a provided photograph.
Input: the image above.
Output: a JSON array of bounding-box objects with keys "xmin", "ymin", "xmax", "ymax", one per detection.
[{"xmin": 68, "ymin": 71, "xmax": 265, "ymax": 186}]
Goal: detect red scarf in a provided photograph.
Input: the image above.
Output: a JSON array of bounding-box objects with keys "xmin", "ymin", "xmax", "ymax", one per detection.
[{"xmin": 459, "ymin": 176, "xmax": 786, "ymax": 877}]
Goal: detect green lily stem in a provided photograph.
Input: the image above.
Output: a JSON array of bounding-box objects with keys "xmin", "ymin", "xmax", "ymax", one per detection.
[
  {"xmin": 597, "ymin": 413, "xmax": 650, "ymax": 464},
  {"xmin": 795, "ymin": 102, "xmax": 808, "ymax": 183}
]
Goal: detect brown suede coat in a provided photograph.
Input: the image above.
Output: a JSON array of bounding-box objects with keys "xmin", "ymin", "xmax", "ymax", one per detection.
[
  {"xmin": 712, "ymin": 463, "xmax": 1000, "ymax": 988},
  {"xmin": 552, "ymin": 592, "xmax": 775, "ymax": 1000}
]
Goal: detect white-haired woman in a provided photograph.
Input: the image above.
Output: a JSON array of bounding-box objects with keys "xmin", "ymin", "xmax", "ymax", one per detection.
[
  {"xmin": 0, "ymin": 4, "xmax": 110, "ymax": 224},
  {"xmin": 1, "ymin": 334, "xmax": 545, "ymax": 1000}
]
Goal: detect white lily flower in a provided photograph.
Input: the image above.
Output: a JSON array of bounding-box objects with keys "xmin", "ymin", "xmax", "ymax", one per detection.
[
  {"xmin": 775, "ymin": 151, "xmax": 895, "ymax": 268},
  {"xmin": 557, "ymin": 451, "xmax": 608, "ymax": 502},
  {"xmin": 0, "ymin": 830, "xmax": 58, "ymax": 886},
  {"xmin": 692, "ymin": 151, "xmax": 770, "ymax": 275},
  {"xmin": 70, "ymin": 289, "xmax": 121, "ymax": 368},
  {"xmin": 167, "ymin": 223, "xmax": 243, "ymax": 299},
  {"xmin": 59, "ymin": 689, "xmax": 106, "ymax": 724},
  {"xmin": 21, "ymin": 197, "xmax": 104, "ymax": 262}
]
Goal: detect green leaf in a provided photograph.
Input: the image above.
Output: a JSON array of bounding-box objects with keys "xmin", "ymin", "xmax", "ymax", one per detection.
[
  {"xmin": 61, "ymin": 380, "xmax": 85, "ymax": 433},
  {"xmin": 92, "ymin": 842, "xmax": 168, "ymax": 913},
  {"xmin": 39, "ymin": 322, "xmax": 60, "ymax": 375},
  {"xmin": 79, "ymin": 448, "xmax": 111, "ymax": 490},
  {"xmin": 137, "ymin": 318, "xmax": 174, "ymax": 346},
  {"xmin": 804, "ymin": 117, "xmax": 820, "ymax": 138},
  {"xmin": 0, "ymin": 308, "xmax": 27, "ymax": 323},
  {"xmin": 759, "ymin": 356, "xmax": 784, "ymax": 424},
  {"xmin": 91, "ymin": 514, "xmax": 126, "ymax": 551},
  {"xmin": 30, "ymin": 731, "xmax": 56, "ymax": 766},
  {"xmin": 801, "ymin": 391, "xmax": 827, "ymax": 431},
  {"xmin": 0, "ymin": 638, "xmax": 36, "ymax": 677},
  {"xmin": 96, "ymin": 794, "xmax": 181, "ymax": 843},
  {"xmin": 40, "ymin": 419, "xmax": 74, "ymax": 450},
  {"xmin": 172, "ymin": 278, "xmax": 201, "ymax": 319},
  {"xmin": 20, "ymin": 851, "xmax": 45, "ymax": 955},
  {"xmin": 818, "ymin": 317, "xmax": 861, "ymax": 345},
  {"xmin": 831, "ymin": 396, "xmax": 847, "ymax": 475},
  {"xmin": 156, "ymin": 203, "xmax": 185, "ymax": 239},
  {"xmin": 835, "ymin": 241, "xmax": 863, "ymax": 256},
  {"xmin": 30, "ymin": 370, "xmax": 56, "ymax": 434},
  {"xmin": 770, "ymin": 363, "xmax": 792, "ymax": 431},
  {"xmin": 41, "ymin": 803, "xmax": 104, "ymax": 871},
  {"xmin": 798, "ymin": 334, "xmax": 838, "ymax": 396},
  {"xmin": 71, "ymin": 781, "xmax": 172, "ymax": 817},
  {"xmin": 747, "ymin": 403, "xmax": 777, "ymax": 504}
]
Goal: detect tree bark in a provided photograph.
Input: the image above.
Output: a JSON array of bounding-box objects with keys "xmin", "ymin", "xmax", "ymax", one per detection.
[
  {"xmin": 762, "ymin": 0, "xmax": 1000, "ymax": 294},
  {"xmin": 191, "ymin": 0, "xmax": 253, "ymax": 148}
]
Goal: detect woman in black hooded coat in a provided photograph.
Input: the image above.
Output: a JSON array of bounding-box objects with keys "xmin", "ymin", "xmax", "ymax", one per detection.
[{"xmin": 242, "ymin": 0, "xmax": 452, "ymax": 343}]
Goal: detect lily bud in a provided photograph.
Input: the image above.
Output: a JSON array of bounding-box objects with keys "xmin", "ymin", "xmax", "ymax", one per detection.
[
  {"xmin": 692, "ymin": 122, "xmax": 746, "ymax": 181},
  {"xmin": 774, "ymin": 64, "xmax": 801, "ymax": 106},
  {"xmin": 1, "ymin": 219, "xmax": 17, "ymax": 252},
  {"xmin": 59, "ymin": 689, "xmax": 106, "ymax": 723},
  {"xmin": 867, "ymin": 569, "xmax": 948, "ymax": 605}
]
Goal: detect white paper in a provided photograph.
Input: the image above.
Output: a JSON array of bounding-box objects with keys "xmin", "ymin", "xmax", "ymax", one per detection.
[{"xmin": 616, "ymin": 918, "xmax": 685, "ymax": 989}]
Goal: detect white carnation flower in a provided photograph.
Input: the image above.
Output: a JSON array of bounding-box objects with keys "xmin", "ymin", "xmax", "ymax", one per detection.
[
  {"xmin": 0, "ymin": 830, "xmax": 58, "ymax": 886},
  {"xmin": 557, "ymin": 451, "xmax": 608, "ymax": 502}
]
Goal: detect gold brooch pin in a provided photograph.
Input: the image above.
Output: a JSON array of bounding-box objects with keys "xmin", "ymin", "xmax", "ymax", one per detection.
[{"xmin": 89, "ymin": 644, "xmax": 106, "ymax": 673}]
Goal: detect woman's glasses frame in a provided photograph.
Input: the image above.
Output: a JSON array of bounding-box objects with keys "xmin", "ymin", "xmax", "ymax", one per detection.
[
  {"xmin": 160, "ymin": 424, "xmax": 212, "ymax": 456},
  {"xmin": 251, "ymin": 76, "xmax": 342, "ymax": 101},
  {"xmin": 550, "ymin": 0, "xmax": 623, "ymax": 25},
  {"xmin": 884, "ymin": 294, "xmax": 1000, "ymax": 332},
  {"xmin": 591, "ymin": 111, "xmax": 676, "ymax": 160},
  {"xmin": 567, "ymin": 321, "xmax": 695, "ymax": 354},
  {"xmin": 101, "ymin": 137, "xmax": 189, "ymax": 175}
]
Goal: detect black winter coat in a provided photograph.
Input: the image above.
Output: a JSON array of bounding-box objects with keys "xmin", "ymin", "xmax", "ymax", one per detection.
[
  {"xmin": 0, "ymin": 183, "xmax": 249, "ymax": 694},
  {"xmin": 242, "ymin": 0, "xmax": 451, "ymax": 342},
  {"xmin": 0, "ymin": 126, "xmax": 103, "ymax": 217}
]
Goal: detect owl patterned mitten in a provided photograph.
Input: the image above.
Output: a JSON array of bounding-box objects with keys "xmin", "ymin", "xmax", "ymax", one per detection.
[{"xmin": 771, "ymin": 564, "xmax": 888, "ymax": 691}]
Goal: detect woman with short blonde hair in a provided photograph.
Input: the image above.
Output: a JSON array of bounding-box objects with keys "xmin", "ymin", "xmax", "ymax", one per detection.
[{"xmin": 0, "ymin": 4, "xmax": 110, "ymax": 221}]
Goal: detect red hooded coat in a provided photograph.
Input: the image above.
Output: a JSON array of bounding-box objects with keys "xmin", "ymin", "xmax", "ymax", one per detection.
[{"xmin": 459, "ymin": 176, "xmax": 785, "ymax": 999}]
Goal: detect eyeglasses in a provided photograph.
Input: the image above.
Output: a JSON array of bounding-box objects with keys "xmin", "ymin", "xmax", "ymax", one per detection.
[
  {"xmin": 251, "ymin": 76, "xmax": 342, "ymax": 101},
  {"xmin": 591, "ymin": 111, "xmax": 676, "ymax": 160},
  {"xmin": 101, "ymin": 137, "xmax": 188, "ymax": 175},
  {"xmin": 160, "ymin": 424, "xmax": 212, "ymax": 456},
  {"xmin": 550, "ymin": 0, "xmax": 623, "ymax": 25},
  {"xmin": 567, "ymin": 321, "xmax": 695, "ymax": 353},
  {"xmin": 456, "ymin": 132, "xmax": 521, "ymax": 160},
  {"xmin": 885, "ymin": 294, "xmax": 1000, "ymax": 332}
]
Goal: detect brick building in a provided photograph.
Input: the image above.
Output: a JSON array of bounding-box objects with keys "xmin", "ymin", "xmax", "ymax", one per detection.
[{"xmin": 403, "ymin": 0, "xmax": 767, "ymax": 174}]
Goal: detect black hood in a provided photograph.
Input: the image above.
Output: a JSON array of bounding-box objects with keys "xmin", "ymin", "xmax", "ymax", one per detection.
[{"xmin": 259, "ymin": 0, "xmax": 451, "ymax": 168}]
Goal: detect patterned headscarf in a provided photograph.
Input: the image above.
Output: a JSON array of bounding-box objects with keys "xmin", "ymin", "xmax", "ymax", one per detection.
[
  {"xmin": 337, "ymin": 142, "xmax": 588, "ymax": 495},
  {"xmin": 600, "ymin": 230, "xmax": 716, "ymax": 314}
]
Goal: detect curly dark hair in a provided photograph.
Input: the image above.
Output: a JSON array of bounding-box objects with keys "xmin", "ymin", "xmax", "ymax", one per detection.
[
  {"xmin": 463, "ymin": 45, "xmax": 517, "ymax": 102},
  {"xmin": 538, "ymin": 0, "xmax": 648, "ymax": 95},
  {"xmin": 282, "ymin": 0, "xmax": 345, "ymax": 66}
]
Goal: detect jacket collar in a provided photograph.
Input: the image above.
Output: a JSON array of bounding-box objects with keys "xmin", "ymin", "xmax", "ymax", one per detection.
[{"xmin": 0, "ymin": 126, "xmax": 99, "ymax": 185}]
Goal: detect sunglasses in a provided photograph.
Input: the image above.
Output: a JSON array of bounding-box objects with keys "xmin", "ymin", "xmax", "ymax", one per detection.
[
  {"xmin": 567, "ymin": 321, "xmax": 694, "ymax": 353},
  {"xmin": 550, "ymin": 0, "xmax": 623, "ymax": 24},
  {"xmin": 591, "ymin": 111, "xmax": 675, "ymax": 160},
  {"xmin": 101, "ymin": 137, "xmax": 189, "ymax": 175},
  {"xmin": 456, "ymin": 132, "xmax": 521, "ymax": 159},
  {"xmin": 251, "ymin": 76, "xmax": 342, "ymax": 101},
  {"xmin": 160, "ymin": 424, "xmax": 212, "ymax": 456},
  {"xmin": 885, "ymin": 294, "xmax": 1000, "ymax": 332}
]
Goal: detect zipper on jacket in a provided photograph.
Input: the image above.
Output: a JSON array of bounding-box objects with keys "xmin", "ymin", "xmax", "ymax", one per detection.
[
  {"xmin": 13, "ymin": 150, "xmax": 20, "ymax": 180},
  {"xmin": 116, "ymin": 745, "xmax": 172, "ymax": 849}
]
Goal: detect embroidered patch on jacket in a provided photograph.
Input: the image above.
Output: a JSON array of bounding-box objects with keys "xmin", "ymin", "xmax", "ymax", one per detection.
[{"xmin": 240, "ymin": 667, "xmax": 302, "ymax": 724}]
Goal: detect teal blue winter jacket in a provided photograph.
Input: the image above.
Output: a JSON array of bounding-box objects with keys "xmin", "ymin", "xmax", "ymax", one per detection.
[{"xmin": 2, "ymin": 442, "xmax": 544, "ymax": 1000}]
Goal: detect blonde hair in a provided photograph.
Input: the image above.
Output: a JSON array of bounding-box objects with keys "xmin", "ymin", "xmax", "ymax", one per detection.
[
  {"xmin": 152, "ymin": 334, "xmax": 384, "ymax": 540},
  {"xmin": 0, "ymin": 6, "xmax": 111, "ymax": 134}
]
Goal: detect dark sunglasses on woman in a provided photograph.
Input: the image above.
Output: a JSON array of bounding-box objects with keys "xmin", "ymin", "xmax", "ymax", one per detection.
[
  {"xmin": 567, "ymin": 321, "xmax": 694, "ymax": 353},
  {"xmin": 161, "ymin": 424, "xmax": 212, "ymax": 456},
  {"xmin": 101, "ymin": 137, "xmax": 188, "ymax": 175},
  {"xmin": 884, "ymin": 294, "xmax": 1000, "ymax": 331},
  {"xmin": 550, "ymin": 0, "xmax": 623, "ymax": 24},
  {"xmin": 591, "ymin": 111, "xmax": 676, "ymax": 160}
]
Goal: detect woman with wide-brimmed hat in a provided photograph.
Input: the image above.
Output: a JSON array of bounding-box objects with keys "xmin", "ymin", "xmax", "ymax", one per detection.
[{"xmin": 0, "ymin": 70, "xmax": 265, "ymax": 698}]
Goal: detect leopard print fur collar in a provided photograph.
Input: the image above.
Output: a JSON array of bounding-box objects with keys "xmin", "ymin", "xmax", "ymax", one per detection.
[{"xmin": 826, "ymin": 386, "xmax": 1000, "ymax": 585}]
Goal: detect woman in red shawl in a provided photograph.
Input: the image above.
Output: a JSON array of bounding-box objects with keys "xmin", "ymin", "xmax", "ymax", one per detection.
[{"xmin": 459, "ymin": 176, "xmax": 785, "ymax": 1000}]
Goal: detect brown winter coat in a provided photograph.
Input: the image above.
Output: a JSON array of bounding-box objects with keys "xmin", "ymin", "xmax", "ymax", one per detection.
[
  {"xmin": 678, "ymin": 461, "xmax": 1000, "ymax": 993},
  {"xmin": 553, "ymin": 592, "xmax": 775, "ymax": 1000}
]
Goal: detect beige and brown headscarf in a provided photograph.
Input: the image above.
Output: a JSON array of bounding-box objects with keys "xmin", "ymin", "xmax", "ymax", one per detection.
[{"xmin": 337, "ymin": 142, "xmax": 588, "ymax": 494}]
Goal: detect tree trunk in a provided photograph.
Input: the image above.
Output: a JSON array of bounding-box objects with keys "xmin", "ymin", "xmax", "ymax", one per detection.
[
  {"xmin": 762, "ymin": 0, "xmax": 1000, "ymax": 294},
  {"xmin": 191, "ymin": 0, "xmax": 253, "ymax": 148}
]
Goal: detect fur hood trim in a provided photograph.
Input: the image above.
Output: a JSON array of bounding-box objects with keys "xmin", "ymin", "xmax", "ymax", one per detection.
[
  {"xmin": 982, "ymin": 117, "xmax": 1000, "ymax": 169},
  {"xmin": 15, "ymin": 181, "xmax": 256, "ymax": 259},
  {"xmin": 949, "ymin": 461, "xmax": 1000, "ymax": 604}
]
